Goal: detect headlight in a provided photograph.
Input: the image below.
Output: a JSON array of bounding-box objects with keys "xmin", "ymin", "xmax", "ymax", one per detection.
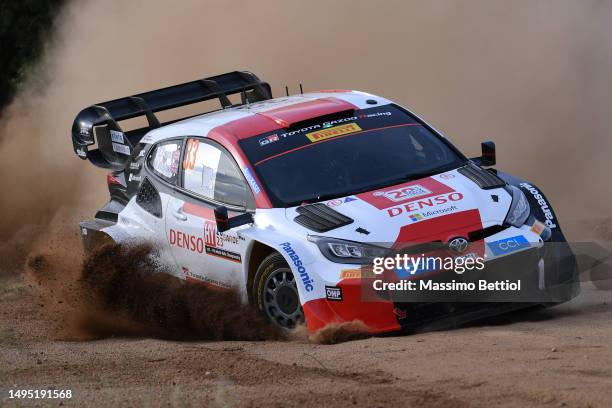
[
  {"xmin": 504, "ymin": 185, "xmax": 531, "ymax": 227},
  {"xmin": 308, "ymin": 236, "xmax": 389, "ymax": 264}
]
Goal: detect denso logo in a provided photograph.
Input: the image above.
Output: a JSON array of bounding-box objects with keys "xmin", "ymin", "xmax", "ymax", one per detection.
[
  {"xmin": 374, "ymin": 184, "xmax": 432, "ymax": 202},
  {"xmin": 387, "ymin": 192, "xmax": 464, "ymax": 217},
  {"xmin": 280, "ymin": 242, "xmax": 314, "ymax": 292}
]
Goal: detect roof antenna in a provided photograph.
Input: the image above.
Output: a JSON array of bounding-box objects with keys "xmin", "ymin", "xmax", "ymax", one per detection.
[
  {"xmin": 285, "ymin": 86, "xmax": 289, "ymax": 97},
  {"xmin": 299, "ymin": 83, "xmax": 304, "ymax": 95}
]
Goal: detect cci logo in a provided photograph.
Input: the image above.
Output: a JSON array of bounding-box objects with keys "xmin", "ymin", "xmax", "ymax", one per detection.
[{"xmin": 487, "ymin": 235, "xmax": 530, "ymax": 256}]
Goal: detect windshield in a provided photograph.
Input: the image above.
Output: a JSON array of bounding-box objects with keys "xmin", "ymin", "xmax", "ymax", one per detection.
[{"xmin": 239, "ymin": 104, "xmax": 466, "ymax": 207}]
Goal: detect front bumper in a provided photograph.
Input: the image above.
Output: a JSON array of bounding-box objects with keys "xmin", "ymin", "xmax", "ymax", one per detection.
[{"xmin": 302, "ymin": 241, "xmax": 580, "ymax": 334}]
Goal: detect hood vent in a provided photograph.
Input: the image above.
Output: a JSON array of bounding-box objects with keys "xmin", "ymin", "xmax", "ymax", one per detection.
[
  {"xmin": 458, "ymin": 163, "xmax": 506, "ymax": 190},
  {"xmin": 294, "ymin": 203, "xmax": 353, "ymax": 232}
]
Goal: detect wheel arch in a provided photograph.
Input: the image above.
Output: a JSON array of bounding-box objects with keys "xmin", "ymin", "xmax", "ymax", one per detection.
[{"xmin": 245, "ymin": 241, "xmax": 278, "ymax": 305}]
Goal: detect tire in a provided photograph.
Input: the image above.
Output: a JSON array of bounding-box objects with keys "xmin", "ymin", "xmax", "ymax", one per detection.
[{"xmin": 253, "ymin": 252, "xmax": 304, "ymax": 329}]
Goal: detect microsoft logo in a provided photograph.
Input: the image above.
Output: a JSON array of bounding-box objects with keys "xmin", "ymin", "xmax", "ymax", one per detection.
[{"xmin": 408, "ymin": 213, "xmax": 423, "ymax": 222}]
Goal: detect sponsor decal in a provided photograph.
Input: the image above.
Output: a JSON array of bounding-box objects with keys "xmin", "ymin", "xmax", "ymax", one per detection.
[
  {"xmin": 519, "ymin": 183, "xmax": 557, "ymax": 229},
  {"xmin": 79, "ymin": 126, "xmax": 90, "ymax": 136},
  {"xmin": 138, "ymin": 149, "xmax": 146, "ymax": 157},
  {"xmin": 530, "ymin": 220, "xmax": 546, "ymax": 236},
  {"xmin": 244, "ymin": 166, "xmax": 261, "ymax": 194},
  {"xmin": 439, "ymin": 173, "xmax": 455, "ymax": 179},
  {"xmin": 387, "ymin": 193, "xmax": 463, "ymax": 217},
  {"xmin": 76, "ymin": 147, "xmax": 87, "ymax": 158},
  {"xmin": 487, "ymin": 235, "xmax": 530, "ymax": 256},
  {"xmin": 112, "ymin": 142, "xmax": 130, "ymax": 155},
  {"xmin": 280, "ymin": 242, "xmax": 314, "ymax": 292},
  {"xmin": 110, "ymin": 130, "xmax": 124, "ymax": 143},
  {"xmin": 204, "ymin": 221, "xmax": 218, "ymax": 247},
  {"xmin": 170, "ymin": 229, "xmax": 206, "ymax": 253},
  {"xmin": 169, "ymin": 228, "xmax": 242, "ymax": 262},
  {"xmin": 325, "ymin": 285, "xmax": 343, "ymax": 301},
  {"xmin": 253, "ymin": 112, "xmax": 393, "ymax": 148},
  {"xmin": 340, "ymin": 268, "xmax": 361, "ymax": 279},
  {"xmin": 182, "ymin": 267, "xmax": 231, "ymax": 289},
  {"xmin": 328, "ymin": 196, "xmax": 358, "ymax": 207},
  {"xmin": 374, "ymin": 184, "xmax": 432, "ymax": 202},
  {"xmin": 306, "ymin": 123, "xmax": 362, "ymax": 143},
  {"xmin": 393, "ymin": 307, "xmax": 407, "ymax": 319},
  {"xmin": 128, "ymin": 173, "xmax": 142, "ymax": 182},
  {"xmin": 129, "ymin": 162, "xmax": 140, "ymax": 170},
  {"xmin": 205, "ymin": 245, "xmax": 242, "ymax": 263},
  {"xmin": 326, "ymin": 199, "xmax": 343, "ymax": 207},
  {"xmin": 204, "ymin": 220, "xmax": 241, "ymax": 248},
  {"xmin": 258, "ymin": 133, "xmax": 280, "ymax": 146},
  {"xmin": 360, "ymin": 178, "xmax": 454, "ymax": 210},
  {"xmin": 408, "ymin": 213, "xmax": 423, "ymax": 222}
]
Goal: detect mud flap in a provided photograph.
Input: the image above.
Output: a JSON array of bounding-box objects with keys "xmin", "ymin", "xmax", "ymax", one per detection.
[{"xmin": 79, "ymin": 219, "xmax": 116, "ymax": 254}]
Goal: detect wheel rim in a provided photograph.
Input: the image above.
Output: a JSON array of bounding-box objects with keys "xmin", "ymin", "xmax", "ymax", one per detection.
[{"xmin": 262, "ymin": 267, "xmax": 304, "ymax": 329}]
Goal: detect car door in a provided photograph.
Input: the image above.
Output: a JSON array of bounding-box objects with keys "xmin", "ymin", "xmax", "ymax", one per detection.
[
  {"xmin": 131, "ymin": 139, "xmax": 182, "ymax": 270},
  {"xmin": 166, "ymin": 137, "xmax": 254, "ymax": 289}
]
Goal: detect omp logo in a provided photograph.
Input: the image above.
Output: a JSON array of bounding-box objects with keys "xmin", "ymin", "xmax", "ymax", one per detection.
[
  {"xmin": 306, "ymin": 123, "xmax": 362, "ymax": 142},
  {"xmin": 375, "ymin": 185, "xmax": 432, "ymax": 202},
  {"xmin": 325, "ymin": 286, "xmax": 342, "ymax": 301},
  {"xmin": 387, "ymin": 193, "xmax": 463, "ymax": 217},
  {"xmin": 280, "ymin": 242, "xmax": 314, "ymax": 292}
]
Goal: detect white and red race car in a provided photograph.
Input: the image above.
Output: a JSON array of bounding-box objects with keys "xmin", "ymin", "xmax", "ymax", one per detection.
[{"xmin": 72, "ymin": 71, "xmax": 579, "ymax": 334}]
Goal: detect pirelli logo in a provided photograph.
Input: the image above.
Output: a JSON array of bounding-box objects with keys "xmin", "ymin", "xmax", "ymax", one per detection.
[{"xmin": 306, "ymin": 123, "xmax": 362, "ymax": 142}]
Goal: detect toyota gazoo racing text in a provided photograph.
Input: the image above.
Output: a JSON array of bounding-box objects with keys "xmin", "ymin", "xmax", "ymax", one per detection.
[{"xmin": 72, "ymin": 71, "xmax": 579, "ymax": 334}]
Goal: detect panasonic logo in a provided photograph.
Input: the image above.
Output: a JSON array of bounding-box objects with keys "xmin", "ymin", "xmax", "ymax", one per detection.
[
  {"xmin": 519, "ymin": 183, "xmax": 557, "ymax": 229},
  {"xmin": 280, "ymin": 242, "xmax": 314, "ymax": 292}
]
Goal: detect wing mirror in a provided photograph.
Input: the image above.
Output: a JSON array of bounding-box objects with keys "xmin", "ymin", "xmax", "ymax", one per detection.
[
  {"xmin": 471, "ymin": 141, "xmax": 496, "ymax": 167},
  {"xmin": 214, "ymin": 205, "xmax": 254, "ymax": 233}
]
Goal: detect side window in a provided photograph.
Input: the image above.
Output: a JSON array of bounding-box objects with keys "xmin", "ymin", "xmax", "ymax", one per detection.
[
  {"xmin": 147, "ymin": 140, "xmax": 182, "ymax": 184},
  {"xmin": 182, "ymin": 138, "xmax": 250, "ymax": 208}
]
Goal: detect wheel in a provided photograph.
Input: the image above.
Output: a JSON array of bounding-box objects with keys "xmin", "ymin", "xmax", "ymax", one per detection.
[{"xmin": 253, "ymin": 252, "xmax": 304, "ymax": 329}]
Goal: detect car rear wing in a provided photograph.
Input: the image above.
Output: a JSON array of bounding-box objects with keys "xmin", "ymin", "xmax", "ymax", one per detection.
[{"xmin": 71, "ymin": 71, "xmax": 272, "ymax": 170}]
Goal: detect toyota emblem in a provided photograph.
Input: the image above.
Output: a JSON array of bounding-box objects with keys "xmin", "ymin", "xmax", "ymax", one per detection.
[{"xmin": 448, "ymin": 237, "xmax": 469, "ymax": 253}]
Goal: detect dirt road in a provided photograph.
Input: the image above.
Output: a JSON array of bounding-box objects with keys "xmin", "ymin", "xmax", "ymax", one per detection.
[{"xmin": 1, "ymin": 274, "xmax": 611, "ymax": 408}]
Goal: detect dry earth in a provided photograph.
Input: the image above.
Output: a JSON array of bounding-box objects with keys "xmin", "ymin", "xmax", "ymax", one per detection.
[{"xmin": 1, "ymin": 274, "xmax": 611, "ymax": 407}]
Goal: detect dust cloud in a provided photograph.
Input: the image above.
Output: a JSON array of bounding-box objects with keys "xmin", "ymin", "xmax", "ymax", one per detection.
[
  {"xmin": 0, "ymin": 0, "xmax": 611, "ymax": 338},
  {"xmin": 1, "ymin": 1, "xmax": 611, "ymax": 262},
  {"xmin": 25, "ymin": 242, "xmax": 284, "ymax": 341}
]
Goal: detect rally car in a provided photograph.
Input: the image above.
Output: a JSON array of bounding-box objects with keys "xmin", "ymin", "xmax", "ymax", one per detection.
[{"xmin": 72, "ymin": 71, "xmax": 579, "ymax": 333}]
